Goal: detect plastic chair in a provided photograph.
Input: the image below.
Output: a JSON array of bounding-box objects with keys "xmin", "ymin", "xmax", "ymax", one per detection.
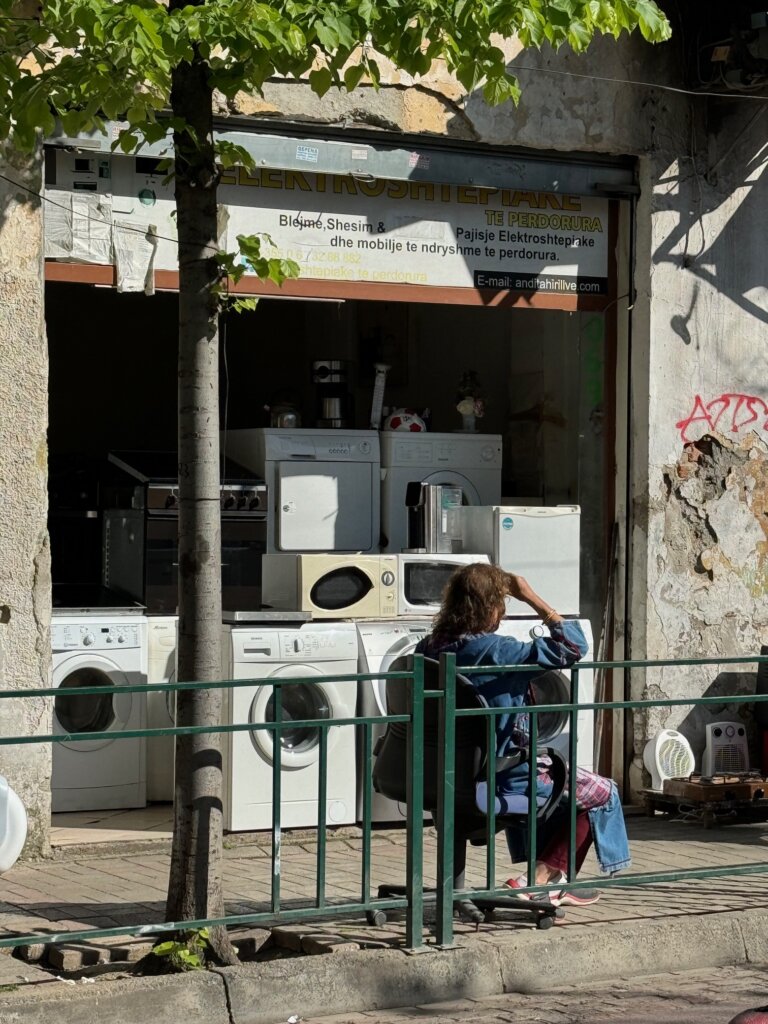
[{"xmin": 369, "ymin": 655, "xmax": 568, "ymax": 930}]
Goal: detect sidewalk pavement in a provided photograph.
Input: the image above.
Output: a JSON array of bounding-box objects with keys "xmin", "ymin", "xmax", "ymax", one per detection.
[{"xmin": 0, "ymin": 811, "xmax": 767, "ymax": 1022}]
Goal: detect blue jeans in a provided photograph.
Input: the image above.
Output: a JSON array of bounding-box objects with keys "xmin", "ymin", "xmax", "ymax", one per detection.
[{"xmin": 505, "ymin": 779, "xmax": 631, "ymax": 875}]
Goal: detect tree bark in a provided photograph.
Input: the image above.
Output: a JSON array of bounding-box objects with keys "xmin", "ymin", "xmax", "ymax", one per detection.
[{"xmin": 165, "ymin": 2, "xmax": 237, "ymax": 965}]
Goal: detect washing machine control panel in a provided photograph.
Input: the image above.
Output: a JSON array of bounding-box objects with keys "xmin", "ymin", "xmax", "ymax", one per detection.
[
  {"xmin": 51, "ymin": 623, "xmax": 141, "ymax": 650},
  {"xmin": 280, "ymin": 629, "xmax": 357, "ymax": 659}
]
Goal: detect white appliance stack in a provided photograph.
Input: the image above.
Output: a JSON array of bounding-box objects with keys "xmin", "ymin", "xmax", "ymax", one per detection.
[{"xmin": 51, "ymin": 425, "xmax": 593, "ymax": 831}]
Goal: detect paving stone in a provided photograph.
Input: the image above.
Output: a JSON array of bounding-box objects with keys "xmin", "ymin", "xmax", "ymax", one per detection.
[
  {"xmin": 15, "ymin": 942, "xmax": 47, "ymax": 963},
  {"xmin": 300, "ymin": 934, "xmax": 361, "ymax": 955},
  {"xmin": 46, "ymin": 944, "xmax": 90, "ymax": 971},
  {"xmin": 107, "ymin": 940, "xmax": 154, "ymax": 963},
  {"xmin": 229, "ymin": 927, "xmax": 273, "ymax": 959},
  {"xmin": 271, "ymin": 924, "xmax": 313, "ymax": 951}
]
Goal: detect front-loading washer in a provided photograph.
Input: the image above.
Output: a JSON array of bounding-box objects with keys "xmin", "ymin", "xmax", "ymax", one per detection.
[
  {"xmin": 146, "ymin": 616, "xmax": 177, "ymax": 802},
  {"xmin": 51, "ymin": 613, "xmax": 148, "ymax": 812},
  {"xmin": 356, "ymin": 620, "xmax": 432, "ymax": 823},
  {"xmin": 222, "ymin": 621, "xmax": 359, "ymax": 831},
  {"xmin": 380, "ymin": 432, "xmax": 502, "ymax": 554},
  {"xmin": 495, "ymin": 618, "xmax": 595, "ymax": 771}
]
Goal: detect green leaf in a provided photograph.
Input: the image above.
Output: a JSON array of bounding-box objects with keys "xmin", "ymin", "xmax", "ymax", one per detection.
[
  {"xmin": 153, "ymin": 941, "xmax": 179, "ymax": 956},
  {"xmin": 308, "ymin": 66, "xmax": 333, "ymax": 97},
  {"xmin": 343, "ymin": 63, "xmax": 366, "ymax": 91}
]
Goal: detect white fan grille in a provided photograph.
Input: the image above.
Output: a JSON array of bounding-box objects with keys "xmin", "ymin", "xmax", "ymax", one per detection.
[{"xmin": 658, "ymin": 737, "xmax": 695, "ymax": 778}]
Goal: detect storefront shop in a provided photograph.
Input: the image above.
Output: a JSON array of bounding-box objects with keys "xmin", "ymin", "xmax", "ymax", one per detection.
[
  {"xmin": 42, "ymin": 125, "xmax": 633, "ymax": 821},
  {"xmin": 44, "ymin": 127, "xmax": 632, "ymax": 626}
]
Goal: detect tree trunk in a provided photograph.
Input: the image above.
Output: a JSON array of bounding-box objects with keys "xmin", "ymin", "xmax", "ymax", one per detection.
[{"xmin": 165, "ymin": 4, "xmax": 237, "ymax": 965}]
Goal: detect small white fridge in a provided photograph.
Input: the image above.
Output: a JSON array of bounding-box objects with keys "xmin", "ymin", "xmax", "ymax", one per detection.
[{"xmin": 457, "ymin": 505, "xmax": 581, "ymax": 615}]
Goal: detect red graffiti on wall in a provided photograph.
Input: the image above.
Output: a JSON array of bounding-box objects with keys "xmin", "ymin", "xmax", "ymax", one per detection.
[{"xmin": 676, "ymin": 393, "xmax": 768, "ymax": 443}]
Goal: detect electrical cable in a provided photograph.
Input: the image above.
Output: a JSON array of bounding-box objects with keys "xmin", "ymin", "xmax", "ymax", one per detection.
[{"xmin": 512, "ymin": 62, "xmax": 768, "ymax": 101}]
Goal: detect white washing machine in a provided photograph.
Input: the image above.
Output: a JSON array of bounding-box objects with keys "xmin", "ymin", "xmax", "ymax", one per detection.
[
  {"xmin": 380, "ymin": 432, "xmax": 503, "ymax": 554},
  {"xmin": 222, "ymin": 621, "xmax": 359, "ymax": 831},
  {"xmin": 146, "ymin": 616, "xmax": 177, "ymax": 802},
  {"xmin": 356, "ymin": 620, "xmax": 432, "ymax": 823},
  {"xmin": 495, "ymin": 618, "xmax": 595, "ymax": 771},
  {"xmin": 51, "ymin": 613, "xmax": 148, "ymax": 812}
]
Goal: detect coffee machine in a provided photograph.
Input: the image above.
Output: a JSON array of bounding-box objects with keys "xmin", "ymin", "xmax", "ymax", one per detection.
[{"xmin": 313, "ymin": 360, "xmax": 353, "ymax": 428}]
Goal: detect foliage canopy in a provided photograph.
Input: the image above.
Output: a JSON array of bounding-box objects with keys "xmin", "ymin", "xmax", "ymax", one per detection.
[{"xmin": 0, "ymin": 0, "xmax": 671, "ymax": 156}]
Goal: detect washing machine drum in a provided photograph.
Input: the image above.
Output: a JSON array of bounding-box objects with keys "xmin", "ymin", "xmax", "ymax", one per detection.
[
  {"xmin": 265, "ymin": 684, "xmax": 331, "ymax": 754},
  {"xmin": 54, "ymin": 660, "xmax": 133, "ymax": 751},
  {"xmin": 526, "ymin": 670, "xmax": 571, "ymax": 744}
]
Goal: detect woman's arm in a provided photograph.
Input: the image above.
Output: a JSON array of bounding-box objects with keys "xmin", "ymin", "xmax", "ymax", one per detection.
[{"xmin": 504, "ymin": 573, "xmax": 588, "ymax": 662}]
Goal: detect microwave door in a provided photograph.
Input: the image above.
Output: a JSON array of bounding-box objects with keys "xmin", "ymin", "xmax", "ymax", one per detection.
[
  {"xmin": 277, "ymin": 462, "xmax": 373, "ymax": 552},
  {"xmin": 309, "ymin": 566, "xmax": 374, "ymax": 613}
]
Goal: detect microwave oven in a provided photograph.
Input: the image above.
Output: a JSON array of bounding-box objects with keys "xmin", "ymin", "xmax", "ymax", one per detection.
[
  {"xmin": 397, "ymin": 553, "xmax": 490, "ymax": 617},
  {"xmin": 262, "ymin": 554, "xmax": 399, "ymax": 619}
]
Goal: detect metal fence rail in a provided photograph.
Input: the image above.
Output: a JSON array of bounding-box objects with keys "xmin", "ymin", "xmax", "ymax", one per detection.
[{"xmin": 0, "ymin": 653, "xmax": 766, "ymax": 952}]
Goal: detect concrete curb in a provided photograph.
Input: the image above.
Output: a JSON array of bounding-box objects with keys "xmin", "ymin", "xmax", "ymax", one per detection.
[{"xmin": 1, "ymin": 907, "xmax": 767, "ymax": 1024}]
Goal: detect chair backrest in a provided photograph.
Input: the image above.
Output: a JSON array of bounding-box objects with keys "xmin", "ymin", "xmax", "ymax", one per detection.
[{"xmin": 372, "ymin": 655, "xmax": 487, "ymax": 812}]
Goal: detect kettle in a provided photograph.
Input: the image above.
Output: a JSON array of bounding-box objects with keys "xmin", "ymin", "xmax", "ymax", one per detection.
[{"xmin": 270, "ymin": 404, "xmax": 301, "ymax": 429}]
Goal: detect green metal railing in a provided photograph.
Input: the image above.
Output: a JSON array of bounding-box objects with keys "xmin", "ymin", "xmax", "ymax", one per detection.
[{"xmin": 0, "ymin": 652, "xmax": 766, "ymax": 953}]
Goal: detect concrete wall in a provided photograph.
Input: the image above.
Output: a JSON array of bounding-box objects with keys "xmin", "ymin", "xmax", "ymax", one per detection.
[{"xmin": 0, "ymin": 142, "xmax": 51, "ymax": 858}]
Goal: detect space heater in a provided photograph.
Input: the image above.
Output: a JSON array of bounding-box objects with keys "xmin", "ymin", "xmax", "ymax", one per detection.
[
  {"xmin": 643, "ymin": 730, "xmax": 696, "ymax": 791},
  {"xmin": 702, "ymin": 721, "xmax": 749, "ymax": 776}
]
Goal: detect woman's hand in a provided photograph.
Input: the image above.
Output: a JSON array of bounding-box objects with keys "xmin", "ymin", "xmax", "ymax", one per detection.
[{"xmin": 506, "ymin": 573, "xmax": 562, "ymax": 624}]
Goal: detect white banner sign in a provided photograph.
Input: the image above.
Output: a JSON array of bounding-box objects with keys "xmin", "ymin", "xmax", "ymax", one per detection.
[{"xmin": 47, "ymin": 154, "xmax": 611, "ymax": 297}]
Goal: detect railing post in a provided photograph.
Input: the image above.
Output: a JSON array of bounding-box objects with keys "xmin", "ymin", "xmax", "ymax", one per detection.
[
  {"xmin": 436, "ymin": 651, "xmax": 457, "ymax": 947},
  {"xmin": 567, "ymin": 667, "xmax": 579, "ymax": 883},
  {"xmin": 405, "ymin": 653, "xmax": 425, "ymax": 950},
  {"xmin": 526, "ymin": 708, "xmax": 538, "ymax": 890},
  {"xmin": 271, "ymin": 682, "xmax": 282, "ymax": 914}
]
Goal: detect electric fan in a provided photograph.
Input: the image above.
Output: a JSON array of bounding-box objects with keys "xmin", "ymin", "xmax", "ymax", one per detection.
[
  {"xmin": 702, "ymin": 721, "xmax": 749, "ymax": 776},
  {"xmin": 643, "ymin": 729, "xmax": 696, "ymax": 791}
]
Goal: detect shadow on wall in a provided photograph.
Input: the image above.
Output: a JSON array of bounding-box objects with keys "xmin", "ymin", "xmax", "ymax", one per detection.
[
  {"xmin": 677, "ymin": 670, "xmax": 760, "ymax": 773},
  {"xmin": 653, "ymin": 105, "xmax": 768, "ymax": 328}
]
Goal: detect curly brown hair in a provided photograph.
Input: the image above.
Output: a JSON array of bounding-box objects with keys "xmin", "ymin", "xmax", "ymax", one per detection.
[{"xmin": 431, "ymin": 562, "xmax": 511, "ymax": 642}]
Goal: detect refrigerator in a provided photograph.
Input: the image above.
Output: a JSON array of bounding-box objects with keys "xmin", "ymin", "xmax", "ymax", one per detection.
[{"xmin": 456, "ymin": 505, "xmax": 581, "ymax": 615}]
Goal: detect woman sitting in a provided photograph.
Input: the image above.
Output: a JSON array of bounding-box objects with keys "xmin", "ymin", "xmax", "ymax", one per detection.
[{"xmin": 415, "ymin": 562, "xmax": 630, "ymax": 908}]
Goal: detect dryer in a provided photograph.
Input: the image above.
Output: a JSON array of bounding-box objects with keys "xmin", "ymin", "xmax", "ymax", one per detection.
[
  {"xmin": 51, "ymin": 613, "xmax": 148, "ymax": 812},
  {"xmin": 356, "ymin": 620, "xmax": 432, "ymax": 823},
  {"xmin": 222, "ymin": 621, "xmax": 359, "ymax": 831},
  {"xmin": 222, "ymin": 428, "xmax": 381, "ymax": 554},
  {"xmin": 495, "ymin": 618, "xmax": 595, "ymax": 771},
  {"xmin": 380, "ymin": 432, "xmax": 502, "ymax": 554},
  {"xmin": 146, "ymin": 616, "xmax": 177, "ymax": 802}
]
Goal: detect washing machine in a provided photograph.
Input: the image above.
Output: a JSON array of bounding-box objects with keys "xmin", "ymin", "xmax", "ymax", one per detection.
[
  {"xmin": 51, "ymin": 612, "xmax": 148, "ymax": 812},
  {"xmin": 356, "ymin": 620, "xmax": 432, "ymax": 823},
  {"xmin": 380, "ymin": 432, "xmax": 503, "ymax": 554},
  {"xmin": 222, "ymin": 621, "xmax": 359, "ymax": 831},
  {"xmin": 495, "ymin": 618, "xmax": 595, "ymax": 771},
  {"xmin": 146, "ymin": 616, "xmax": 177, "ymax": 802}
]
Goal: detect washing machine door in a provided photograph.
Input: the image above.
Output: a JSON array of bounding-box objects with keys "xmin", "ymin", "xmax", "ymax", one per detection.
[
  {"xmin": 53, "ymin": 655, "xmax": 133, "ymax": 752},
  {"xmin": 249, "ymin": 665, "xmax": 343, "ymax": 769},
  {"xmin": 419, "ymin": 470, "xmax": 481, "ymax": 505},
  {"xmin": 375, "ymin": 633, "xmax": 429, "ymax": 716}
]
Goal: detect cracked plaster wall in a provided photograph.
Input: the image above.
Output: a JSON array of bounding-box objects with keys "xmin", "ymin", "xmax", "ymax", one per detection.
[
  {"xmin": 0, "ymin": 142, "xmax": 51, "ymax": 859},
  {"xmin": 627, "ymin": 104, "xmax": 768, "ymax": 790}
]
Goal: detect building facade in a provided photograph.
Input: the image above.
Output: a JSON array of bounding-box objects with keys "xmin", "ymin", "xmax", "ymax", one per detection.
[{"xmin": 1, "ymin": 13, "xmax": 766, "ymax": 853}]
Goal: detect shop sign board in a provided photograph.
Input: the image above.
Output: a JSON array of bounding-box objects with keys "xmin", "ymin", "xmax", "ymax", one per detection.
[
  {"xmin": 218, "ymin": 167, "xmax": 610, "ymax": 298},
  {"xmin": 45, "ymin": 153, "xmax": 612, "ymax": 301}
]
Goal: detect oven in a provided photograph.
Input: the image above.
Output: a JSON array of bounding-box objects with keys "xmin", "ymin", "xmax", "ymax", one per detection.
[{"xmin": 102, "ymin": 452, "xmax": 266, "ymax": 614}]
